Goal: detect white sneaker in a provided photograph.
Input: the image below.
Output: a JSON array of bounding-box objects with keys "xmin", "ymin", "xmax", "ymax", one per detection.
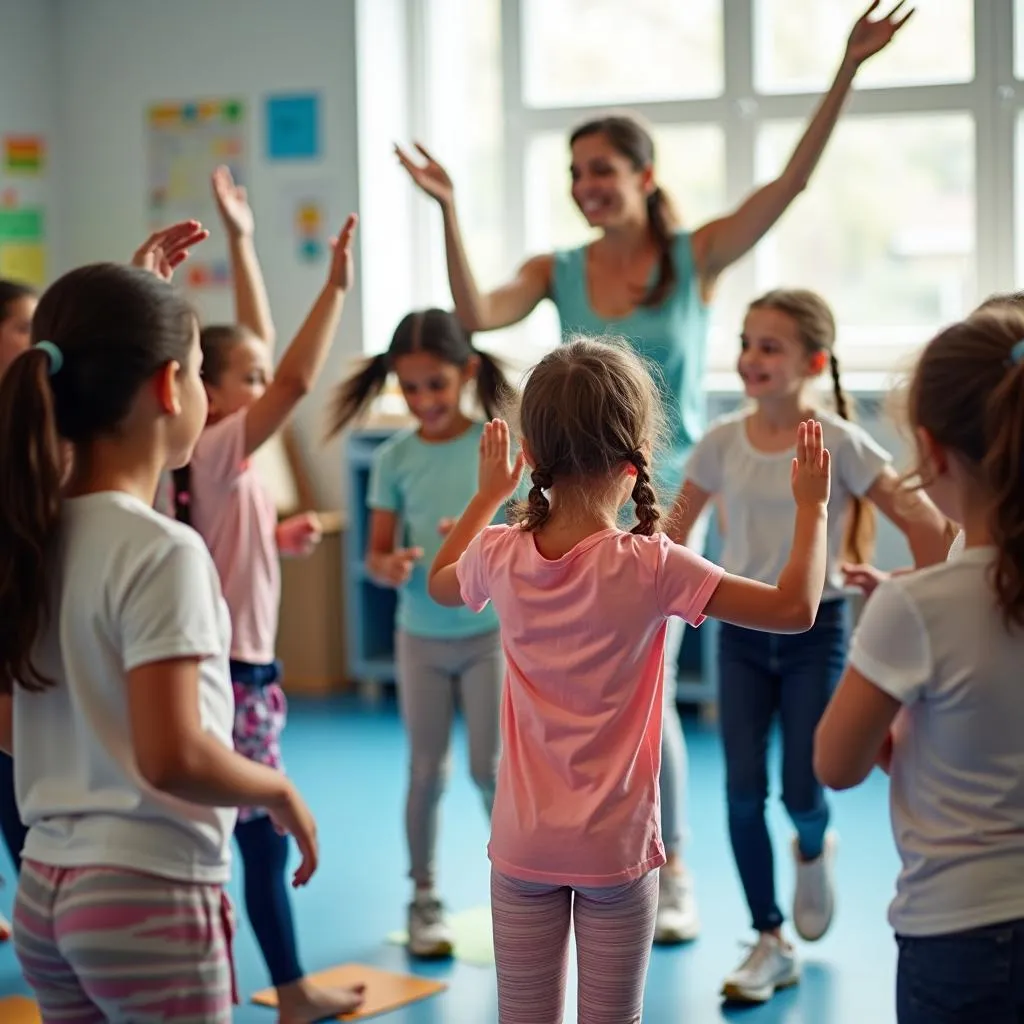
[
  {"xmin": 653, "ymin": 866, "xmax": 700, "ymax": 944},
  {"xmin": 407, "ymin": 891, "xmax": 454, "ymax": 958},
  {"xmin": 721, "ymin": 933, "xmax": 800, "ymax": 1004},
  {"xmin": 792, "ymin": 832, "xmax": 837, "ymax": 942}
]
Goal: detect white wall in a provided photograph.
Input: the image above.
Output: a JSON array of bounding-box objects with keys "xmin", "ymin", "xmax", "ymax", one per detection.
[
  {"xmin": 54, "ymin": 0, "xmax": 363, "ymax": 509},
  {"xmin": 0, "ymin": 0, "xmax": 63, "ymax": 279}
]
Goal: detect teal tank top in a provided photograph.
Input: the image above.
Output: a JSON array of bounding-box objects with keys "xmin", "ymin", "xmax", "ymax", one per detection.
[{"xmin": 550, "ymin": 231, "xmax": 709, "ymax": 495}]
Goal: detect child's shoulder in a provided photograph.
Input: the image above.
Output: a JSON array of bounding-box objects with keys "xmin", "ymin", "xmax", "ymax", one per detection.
[{"xmin": 694, "ymin": 409, "xmax": 748, "ymax": 449}]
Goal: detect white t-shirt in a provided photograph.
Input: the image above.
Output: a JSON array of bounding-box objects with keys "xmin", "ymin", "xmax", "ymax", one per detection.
[
  {"xmin": 685, "ymin": 410, "xmax": 891, "ymax": 599},
  {"xmin": 848, "ymin": 546, "xmax": 1024, "ymax": 936},
  {"xmin": 948, "ymin": 529, "xmax": 966, "ymax": 557},
  {"xmin": 15, "ymin": 492, "xmax": 237, "ymax": 884}
]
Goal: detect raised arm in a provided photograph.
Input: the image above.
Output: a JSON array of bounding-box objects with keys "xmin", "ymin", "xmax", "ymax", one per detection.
[
  {"xmin": 242, "ymin": 215, "xmax": 356, "ymax": 459},
  {"xmin": 703, "ymin": 421, "xmax": 830, "ymax": 633},
  {"xmin": 691, "ymin": 1, "xmax": 913, "ymax": 285},
  {"xmin": 865, "ymin": 467, "xmax": 950, "ymax": 567},
  {"xmin": 396, "ymin": 143, "xmax": 552, "ymax": 331},
  {"xmin": 212, "ymin": 166, "xmax": 276, "ymax": 348}
]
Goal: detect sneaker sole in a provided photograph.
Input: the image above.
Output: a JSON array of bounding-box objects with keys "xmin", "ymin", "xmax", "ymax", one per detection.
[
  {"xmin": 407, "ymin": 939, "xmax": 454, "ymax": 960},
  {"xmin": 653, "ymin": 922, "xmax": 701, "ymax": 945},
  {"xmin": 721, "ymin": 972, "xmax": 799, "ymax": 1004}
]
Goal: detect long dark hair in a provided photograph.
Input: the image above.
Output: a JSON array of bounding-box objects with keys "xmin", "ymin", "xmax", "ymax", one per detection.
[
  {"xmin": 569, "ymin": 114, "xmax": 678, "ymax": 308},
  {"xmin": 513, "ymin": 336, "xmax": 666, "ymax": 535},
  {"xmin": 0, "ymin": 264, "xmax": 197, "ymax": 691},
  {"xmin": 907, "ymin": 308, "xmax": 1024, "ymax": 628},
  {"xmin": 326, "ymin": 308, "xmax": 513, "ymax": 437},
  {"xmin": 0, "ymin": 279, "xmax": 36, "ymax": 323},
  {"xmin": 748, "ymin": 288, "xmax": 876, "ymax": 565}
]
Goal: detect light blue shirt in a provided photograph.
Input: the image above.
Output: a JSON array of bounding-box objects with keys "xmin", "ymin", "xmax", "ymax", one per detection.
[
  {"xmin": 551, "ymin": 231, "xmax": 710, "ymax": 496},
  {"xmin": 368, "ymin": 422, "xmax": 508, "ymax": 639}
]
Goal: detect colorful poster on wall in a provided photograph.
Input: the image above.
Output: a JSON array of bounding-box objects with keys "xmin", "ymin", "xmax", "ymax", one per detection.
[
  {"xmin": 277, "ymin": 180, "xmax": 335, "ymax": 265},
  {"xmin": 3, "ymin": 135, "xmax": 45, "ymax": 175},
  {"xmin": 266, "ymin": 94, "xmax": 320, "ymax": 161},
  {"xmin": 0, "ymin": 205, "xmax": 46, "ymax": 285},
  {"xmin": 146, "ymin": 99, "xmax": 247, "ymax": 289}
]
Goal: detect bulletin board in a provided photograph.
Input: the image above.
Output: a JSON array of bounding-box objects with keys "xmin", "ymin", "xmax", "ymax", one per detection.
[
  {"xmin": 146, "ymin": 99, "xmax": 247, "ymax": 290},
  {"xmin": 0, "ymin": 135, "xmax": 47, "ymax": 286}
]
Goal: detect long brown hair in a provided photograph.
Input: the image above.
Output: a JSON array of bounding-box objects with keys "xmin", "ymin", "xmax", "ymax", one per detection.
[
  {"xmin": 325, "ymin": 308, "xmax": 513, "ymax": 437},
  {"xmin": 569, "ymin": 114, "xmax": 678, "ymax": 308},
  {"xmin": 513, "ymin": 336, "xmax": 665, "ymax": 535},
  {"xmin": 0, "ymin": 263, "xmax": 196, "ymax": 691},
  {"xmin": 907, "ymin": 308, "xmax": 1024, "ymax": 627},
  {"xmin": 747, "ymin": 288, "xmax": 876, "ymax": 564}
]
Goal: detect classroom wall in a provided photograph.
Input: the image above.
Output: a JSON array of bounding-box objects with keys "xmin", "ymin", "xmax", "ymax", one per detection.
[
  {"xmin": 54, "ymin": 0, "xmax": 363, "ymax": 509},
  {"xmin": 0, "ymin": 0, "xmax": 63, "ymax": 280}
]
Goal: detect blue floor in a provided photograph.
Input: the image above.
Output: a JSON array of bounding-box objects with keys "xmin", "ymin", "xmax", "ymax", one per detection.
[{"xmin": 0, "ymin": 696, "xmax": 901, "ymax": 1022}]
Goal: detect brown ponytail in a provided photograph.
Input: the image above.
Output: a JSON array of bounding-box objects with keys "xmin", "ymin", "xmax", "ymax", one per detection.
[
  {"xmin": 569, "ymin": 115, "xmax": 678, "ymax": 308},
  {"xmin": 520, "ymin": 466, "xmax": 554, "ymax": 533},
  {"xmin": 325, "ymin": 353, "xmax": 390, "ymax": 438},
  {"xmin": 629, "ymin": 449, "xmax": 660, "ymax": 536},
  {"xmin": 0, "ymin": 350, "xmax": 63, "ymax": 692}
]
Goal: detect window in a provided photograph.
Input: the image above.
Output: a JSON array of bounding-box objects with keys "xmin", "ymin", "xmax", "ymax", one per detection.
[{"xmin": 404, "ymin": 0, "xmax": 1024, "ymax": 376}]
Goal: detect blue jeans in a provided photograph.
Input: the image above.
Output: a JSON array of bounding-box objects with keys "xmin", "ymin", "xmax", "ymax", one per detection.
[
  {"xmin": 897, "ymin": 920, "xmax": 1024, "ymax": 1023},
  {"xmin": 718, "ymin": 599, "xmax": 849, "ymax": 933}
]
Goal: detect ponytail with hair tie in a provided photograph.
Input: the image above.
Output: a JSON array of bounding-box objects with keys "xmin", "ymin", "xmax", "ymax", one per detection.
[{"xmin": 628, "ymin": 449, "xmax": 660, "ymax": 536}]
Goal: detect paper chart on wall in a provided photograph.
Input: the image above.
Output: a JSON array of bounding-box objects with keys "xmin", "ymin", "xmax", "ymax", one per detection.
[
  {"xmin": 146, "ymin": 99, "xmax": 247, "ymax": 290},
  {"xmin": 0, "ymin": 204, "xmax": 46, "ymax": 286},
  {"xmin": 276, "ymin": 179, "xmax": 337, "ymax": 266}
]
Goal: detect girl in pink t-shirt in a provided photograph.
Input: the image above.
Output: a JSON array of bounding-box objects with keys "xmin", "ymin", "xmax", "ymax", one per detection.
[
  {"xmin": 428, "ymin": 338, "xmax": 833, "ymax": 1024},
  {"xmin": 173, "ymin": 170, "xmax": 365, "ymax": 1022}
]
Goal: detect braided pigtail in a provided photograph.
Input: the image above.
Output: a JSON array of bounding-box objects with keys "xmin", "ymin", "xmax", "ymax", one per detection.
[
  {"xmin": 629, "ymin": 450, "xmax": 661, "ymax": 536},
  {"xmin": 516, "ymin": 466, "xmax": 554, "ymax": 533}
]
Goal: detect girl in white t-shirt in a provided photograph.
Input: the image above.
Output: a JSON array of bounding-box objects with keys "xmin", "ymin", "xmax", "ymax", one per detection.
[
  {"xmin": 0, "ymin": 254, "xmax": 319, "ymax": 1022},
  {"xmin": 816, "ymin": 308, "xmax": 1024, "ymax": 1024},
  {"xmin": 670, "ymin": 289, "xmax": 949, "ymax": 1005}
]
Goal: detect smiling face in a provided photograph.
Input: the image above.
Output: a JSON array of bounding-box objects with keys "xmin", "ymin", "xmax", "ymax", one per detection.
[
  {"xmin": 738, "ymin": 306, "xmax": 824, "ymax": 401},
  {"xmin": 203, "ymin": 333, "xmax": 273, "ymax": 422},
  {"xmin": 570, "ymin": 131, "xmax": 653, "ymax": 231},
  {"xmin": 393, "ymin": 350, "xmax": 474, "ymax": 440}
]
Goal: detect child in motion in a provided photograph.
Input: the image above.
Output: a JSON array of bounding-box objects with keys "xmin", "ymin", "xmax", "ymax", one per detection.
[
  {"xmin": 328, "ymin": 308, "xmax": 514, "ymax": 956},
  {"xmin": 670, "ymin": 290, "xmax": 949, "ymax": 1004},
  {"xmin": 815, "ymin": 308, "xmax": 1024, "ymax": 1024},
  {"xmin": 173, "ymin": 170, "xmax": 364, "ymax": 1022},
  {"xmin": 428, "ymin": 338, "xmax": 833, "ymax": 1024},
  {"xmin": 0, "ymin": 256, "xmax": 319, "ymax": 1023}
]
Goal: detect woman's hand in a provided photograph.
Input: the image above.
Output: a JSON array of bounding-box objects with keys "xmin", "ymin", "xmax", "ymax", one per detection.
[
  {"xmin": 845, "ymin": 1, "xmax": 914, "ymax": 67},
  {"xmin": 478, "ymin": 419, "xmax": 525, "ymax": 506},
  {"xmin": 790, "ymin": 419, "xmax": 831, "ymax": 508},
  {"xmin": 211, "ymin": 165, "xmax": 254, "ymax": 240},
  {"xmin": 131, "ymin": 221, "xmax": 209, "ymax": 282},
  {"xmin": 395, "ymin": 143, "xmax": 454, "ymax": 207}
]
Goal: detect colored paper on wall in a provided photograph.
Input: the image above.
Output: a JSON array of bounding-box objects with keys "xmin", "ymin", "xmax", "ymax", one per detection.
[
  {"xmin": 266, "ymin": 94, "xmax": 320, "ymax": 160},
  {"xmin": 277, "ymin": 180, "xmax": 335, "ymax": 265},
  {"xmin": 4, "ymin": 135, "xmax": 44, "ymax": 175},
  {"xmin": 147, "ymin": 99, "xmax": 247, "ymax": 289},
  {"xmin": 0, "ymin": 206, "xmax": 45, "ymax": 285}
]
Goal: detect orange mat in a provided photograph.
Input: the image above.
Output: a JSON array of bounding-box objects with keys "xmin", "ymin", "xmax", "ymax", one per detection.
[
  {"xmin": 251, "ymin": 963, "xmax": 447, "ymax": 1020},
  {"xmin": 0, "ymin": 996, "xmax": 41, "ymax": 1023}
]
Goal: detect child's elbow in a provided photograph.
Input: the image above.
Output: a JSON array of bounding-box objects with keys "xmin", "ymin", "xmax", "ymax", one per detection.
[
  {"xmin": 813, "ymin": 737, "xmax": 860, "ymax": 792},
  {"xmin": 779, "ymin": 598, "xmax": 817, "ymax": 633},
  {"xmin": 136, "ymin": 744, "xmax": 195, "ymax": 795}
]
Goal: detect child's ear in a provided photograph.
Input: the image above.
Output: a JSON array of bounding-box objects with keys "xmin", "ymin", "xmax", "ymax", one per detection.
[
  {"xmin": 520, "ymin": 437, "xmax": 536, "ymax": 470},
  {"xmin": 154, "ymin": 362, "xmax": 181, "ymax": 416},
  {"xmin": 463, "ymin": 354, "xmax": 481, "ymax": 383},
  {"xmin": 915, "ymin": 426, "xmax": 948, "ymax": 476},
  {"xmin": 808, "ymin": 350, "xmax": 828, "ymax": 376}
]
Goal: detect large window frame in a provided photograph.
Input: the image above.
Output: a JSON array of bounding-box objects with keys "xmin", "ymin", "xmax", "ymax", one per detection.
[{"xmin": 392, "ymin": 0, "xmax": 1024, "ymax": 378}]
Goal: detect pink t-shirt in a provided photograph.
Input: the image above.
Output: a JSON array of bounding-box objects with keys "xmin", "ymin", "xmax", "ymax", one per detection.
[
  {"xmin": 457, "ymin": 525, "xmax": 724, "ymax": 886},
  {"xmin": 189, "ymin": 412, "xmax": 280, "ymax": 664}
]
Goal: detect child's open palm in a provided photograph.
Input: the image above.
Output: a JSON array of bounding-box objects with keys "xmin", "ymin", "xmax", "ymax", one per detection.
[
  {"xmin": 211, "ymin": 165, "xmax": 254, "ymax": 239},
  {"xmin": 791, "ymin": 419, "xmax": 831, "ymax": 508},
  {"xmin": 328, "ymin": 215, "xmax": 359, "ymax": 291},
  {"xmin": 478, "ymin": 419, "xmax": 524, "ymax": 505}
]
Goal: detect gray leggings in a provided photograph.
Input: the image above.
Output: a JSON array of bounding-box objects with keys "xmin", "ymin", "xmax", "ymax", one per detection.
[{"xmin": 396, "ymin": 629, "xmax": 503, "ymax": 889}]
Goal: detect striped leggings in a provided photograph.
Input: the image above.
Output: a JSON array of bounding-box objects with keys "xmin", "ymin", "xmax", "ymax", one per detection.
[
  {"xmin": 491, "ymin": 868, "xmax": 659, "ymax": 1024},
  {"xmin": 13, "ymin": 859, "xmax": 235, "ymax": 1023}
]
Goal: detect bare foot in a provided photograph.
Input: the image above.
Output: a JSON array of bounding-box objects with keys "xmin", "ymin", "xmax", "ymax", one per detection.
[{"xmin": 277, "ymin": 978, "xmax": 367, "ymax": 1023}]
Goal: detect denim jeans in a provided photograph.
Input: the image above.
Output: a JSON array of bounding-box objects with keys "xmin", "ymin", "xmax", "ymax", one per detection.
[
  {"xmin": 897, "ymin": 919, "xmax": 1024, "ymax": 1023},
  {"xmin": 718, "ymin": 598, "xmax": 849, "ymax": 933},
  {"xmin": 0, "ymin": 751, "xmax": 26, "ymax": 873}
]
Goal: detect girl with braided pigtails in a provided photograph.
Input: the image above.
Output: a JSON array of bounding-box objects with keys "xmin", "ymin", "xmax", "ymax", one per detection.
[{"xmin": 669, "ymin": 290, "xmax": 949, "ymax": 1004}]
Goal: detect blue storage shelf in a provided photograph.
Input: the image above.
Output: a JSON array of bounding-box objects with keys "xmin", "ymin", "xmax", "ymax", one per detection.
[{"xmin": 343, "ymin": 425, "xmax": 718, "ymax": 709}]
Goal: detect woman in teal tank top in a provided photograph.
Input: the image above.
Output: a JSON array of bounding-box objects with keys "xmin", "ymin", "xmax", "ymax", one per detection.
[{"xmin": 398, "ymin": 2, "xmax": 911, "ymax": 948}]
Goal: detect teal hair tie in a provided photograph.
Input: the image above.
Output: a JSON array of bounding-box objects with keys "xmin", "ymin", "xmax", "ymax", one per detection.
[
  {"xmin": 35, "ymin": 341, "xmax": 63, "ymax": 376},
  {"xmin": 1011, "ymin": 339, "xmax": 1024, "ymax": 366}
]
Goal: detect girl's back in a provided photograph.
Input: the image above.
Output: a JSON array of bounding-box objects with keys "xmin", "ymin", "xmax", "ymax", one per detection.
[
  {"xmin": 18, "ymin": 491, "xmax": 235, "ymax": 880},
  {"xmin": 460, "ymin": 517, "xmax": 722, "ymax": 885}
]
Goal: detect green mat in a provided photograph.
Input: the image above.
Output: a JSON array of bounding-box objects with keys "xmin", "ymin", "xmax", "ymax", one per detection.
[{"xmin": 387, "ymin": 904, "xmax": 494, "ymax": 967}]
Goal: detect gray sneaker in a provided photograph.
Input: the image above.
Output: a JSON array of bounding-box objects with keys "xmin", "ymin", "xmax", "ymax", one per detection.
[
  {"xmin": 407, "ymin": 892, "xmax": 454, "ymax": 959},
  {"xmin": 653, "ymin": 866, "xmax": 701, "ymax": 944}
]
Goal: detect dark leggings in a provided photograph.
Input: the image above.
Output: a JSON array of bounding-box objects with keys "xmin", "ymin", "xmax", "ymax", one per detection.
[
  {"xmin": 235, "ymin": 814, "xmax": 303, "ymax": 987},
  {"xmin": 0, "ymin": 752, "xmax": 26, "ymax": 874}
]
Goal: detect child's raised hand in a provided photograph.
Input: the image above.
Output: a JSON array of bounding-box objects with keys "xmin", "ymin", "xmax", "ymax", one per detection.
[
  {"xmin": 131, "ymin": 220, "xmax": 209, "ymax": 282},
  {"xmin": 478, "ymin": 419, "xmax": 525, "ymax": 505},
  {"xmin": 211, "ymin": 165, "xmax": 254, "ymax": 239},
  {"xmin": 276, "ymin": 512, "xmax": 323, "ymax": 557},
  {"xmin": 327, "ymin": 214, "xmax": 359, "ymax": 292},
  {"xmin": 790, "ymin": 419, "xmax": 831, "ymax": 508}
]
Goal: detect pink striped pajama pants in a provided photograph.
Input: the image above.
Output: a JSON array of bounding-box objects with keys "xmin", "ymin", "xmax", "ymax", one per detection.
[
  {"xmin": 490, "ymin": 868, "xmax": 659, "ymax": 1024},
  {"xmin": 13, "ymin": 859, "xmax": 236, "ymax": 1023}
]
